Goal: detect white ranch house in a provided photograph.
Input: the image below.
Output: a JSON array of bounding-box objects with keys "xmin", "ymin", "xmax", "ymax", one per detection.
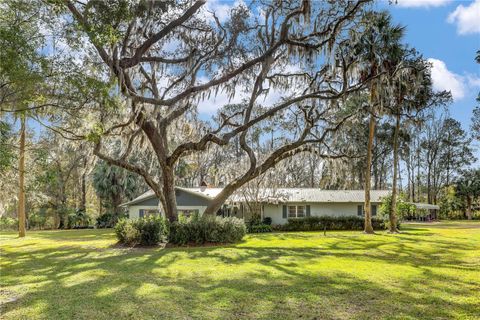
[{"xmin": 122, "ymin": 187, "xmax": 394, "ymax": 224}]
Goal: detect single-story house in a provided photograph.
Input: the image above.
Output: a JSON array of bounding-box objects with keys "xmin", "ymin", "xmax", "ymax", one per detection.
[{"xmin": 121, "ymin": 187, "xmax": 392, "ymax": 225}]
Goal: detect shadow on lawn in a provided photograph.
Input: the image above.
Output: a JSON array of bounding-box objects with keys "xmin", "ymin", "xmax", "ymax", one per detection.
[{"xmin": 2, "ymin": 228, "xmax": 480, "ymax": 320}]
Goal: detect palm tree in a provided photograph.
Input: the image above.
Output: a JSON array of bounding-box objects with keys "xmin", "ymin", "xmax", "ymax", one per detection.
[
  {"xmin": 351, "ymin": 11, "xmax": 405, "ymax": 233},
  {"xmin": 93, "ymin": 161, "xmax": 141, "ymax": 222}
]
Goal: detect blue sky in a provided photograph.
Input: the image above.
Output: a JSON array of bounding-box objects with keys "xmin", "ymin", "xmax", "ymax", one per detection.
[{"xmin": 377, "ymin": 0, "xmax": 479, "ymax": 135}]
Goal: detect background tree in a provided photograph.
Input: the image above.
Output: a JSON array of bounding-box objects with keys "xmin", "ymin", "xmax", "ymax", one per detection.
[
  {"xmin": 92, "ymin": 160, "xmax": 143, "ymax": 223},
  {"xmin": 351, "ymin": 11, "xmax": 405, "ymax": 233},
  {"xmin": 0, "ymin": 0, "xmax": 50, "ymax": 236},
  {"xmin": 455, "ymin": 169, "xmax": 480, "ymax": 220}
]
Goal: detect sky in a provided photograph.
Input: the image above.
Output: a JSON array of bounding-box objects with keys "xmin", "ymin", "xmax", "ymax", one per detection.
[
  {"xmin": 374, "ymin": 0, "xmax": 480, "ymax": 161},
  {"xmin": 377, "ymin": 0, "xmax": 479, "ymax": 132}
]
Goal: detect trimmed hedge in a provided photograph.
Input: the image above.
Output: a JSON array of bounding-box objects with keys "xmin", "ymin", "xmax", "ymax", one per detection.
[
  {"xmin": 280, "ymin": 216, "xmax": 385, "ymax": 231},
  {"xmin": 115, "ymin": 215, "xmax": 247, "ymax": 246},
  {"xmin": 115, "ymin": 216, "xmax": 168, "ymax": 246},
  {"xmin": 169, "ymin": 215, "xmax": 246, "ymax": 245},
  {"xmin": 248, "ymin": 224, "xmax": 273, "ymax": 233}
]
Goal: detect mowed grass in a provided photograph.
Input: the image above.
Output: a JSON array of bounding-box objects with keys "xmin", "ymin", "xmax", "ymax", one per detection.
[{"xmin": 1, "ymin": 222, "xmax": 479, "ymax": 320}]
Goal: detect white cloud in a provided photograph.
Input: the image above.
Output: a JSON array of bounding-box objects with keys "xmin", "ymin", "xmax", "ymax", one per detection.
[
  {"xmin": 428, "ymin": 58, "xmax": 467, "ymax": 100},
  {"xmin": 395, "ymin": 0, "xmax": 451, "ymax": 8},
  {"xmin": 197, "ymin": 89, "xmax": 246, "ymax": 114},
  {"xmin": 204, "ymin": 0, "xmax": 246, "ymax": 23},
  {"xmin": 466, "ymin": 73, "xmax": 480, "ymax": 87},
  {"xmin": 447, "ymin": 0, "xmax": 480, "ymax": 34}
]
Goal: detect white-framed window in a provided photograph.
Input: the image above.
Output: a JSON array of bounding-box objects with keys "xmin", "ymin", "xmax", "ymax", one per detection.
[
  {"xmin": 178, "ymin": 209, "xmax": 199, "ymax": 218},
  {"xmin": 297, "ymin": 205, "xmax": 305, "ymax": 218},
  {"xmin": 288, "ymin": 205, "xmax": 305, "ymax": 218},
  {"xmin": 139, "ymin": 209, "xmax": 160, "ymax": 218},
  {"xmin": 357, "ymin": 205, "xmax": 377, "ymax": 216}
]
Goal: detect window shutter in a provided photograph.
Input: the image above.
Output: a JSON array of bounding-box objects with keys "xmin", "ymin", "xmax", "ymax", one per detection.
[
  {"xmin": 139, "ymin": 209, "xmax": 144, "ymax": 218},
  {"xmin": 357, "ymin": 205, "xmax": 362, "ymax": 216},
  {"xmin": 282, "ymin": 205, "xmax": 287, "ymax": 219},
  {"xmin": 371, "ymin": 205, "xmax": 377, "ymax": 216},
  {"xmin": 306, "ymin": 205, "xmax": 311, "ymax": 217}
]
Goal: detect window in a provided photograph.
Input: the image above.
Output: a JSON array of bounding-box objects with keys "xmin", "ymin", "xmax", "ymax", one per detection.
[
  {"xmin": 178, "ymin": 209, "xmax": 199, "ymax": 218},
  {"xmin": 288, "ymin": 205, "xmax": 305, "ymax": 218},
  {"xmin": 140, "ymin": 209, "xmax": 160, "ymax": 218},
  {"xmin": 288, "ymin": 206, "xmax": 297, "ymax": 218},
  {"xmin": 297, "ymin": 206, "xmax": 305, "ymax": 218},
  {"xmin": 357, "ymin": 205, "xmax": 377, "ymax": 216}
]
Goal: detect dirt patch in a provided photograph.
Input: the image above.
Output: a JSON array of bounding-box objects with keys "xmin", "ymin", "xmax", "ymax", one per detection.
[{"xmin": 0, "ymin": 289, "xmax": 20, "ymax": 306}]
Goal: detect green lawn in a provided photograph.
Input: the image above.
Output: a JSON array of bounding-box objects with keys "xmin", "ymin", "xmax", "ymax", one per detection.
[{"xmin": 1, "ymin": 222, "xmax": 479, "ymax": 320}]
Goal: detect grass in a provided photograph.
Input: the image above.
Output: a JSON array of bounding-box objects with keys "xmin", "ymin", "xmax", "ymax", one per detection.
[{"xmin": 1, "ymin": 221, "xmax": 479, "ymax": 320}]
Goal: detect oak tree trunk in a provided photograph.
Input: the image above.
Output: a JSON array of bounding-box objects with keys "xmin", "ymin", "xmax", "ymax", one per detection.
[{"xmin": 162, "ymin": 167, "xmax": 178, "ymax": 222}]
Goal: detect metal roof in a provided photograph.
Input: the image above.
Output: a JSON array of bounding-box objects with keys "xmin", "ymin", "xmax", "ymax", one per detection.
[
  {"xmin": 407, "ymin": 202, "xmax": 440, "ymax": 210},
  {"xmin": 122, "ymin": 188, "xmax": 391, "ymax": 206},
  {"xmin": 121, "ymin": 187, "xmax": 224, "ymax": 207}
]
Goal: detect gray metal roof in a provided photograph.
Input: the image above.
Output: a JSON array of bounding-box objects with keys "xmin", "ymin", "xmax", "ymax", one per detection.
[
  {"xmin": 122, "ymin": 188, "xmax": 390, "ymax": 206},
  {"xmin": 255, "ymin": 189, "xmax": 390, "ymax": 203},
  {"xmin": 407, "ymin": 202, "xmax": 440, "ymax": 210}
]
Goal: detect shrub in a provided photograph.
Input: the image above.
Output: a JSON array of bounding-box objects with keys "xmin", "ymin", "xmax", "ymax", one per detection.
[
  {"xmin": 0, "ymin": 217, "xmax": 17, "ymax": 231},
  {"xmin": 96, "ymin": 212, "xmax": 119, "ymax": 228},
  {"xmin": 379, "ymin": 194, "xmax": 414, "ymax": 224},
  {"xmin": 169, "ymin": 215, "xmax": 246, "ymax": 245},
  {"xmin": 281, "ymin": 216, "xmax": 385, "ymax": 231},
  {"xmin": 246, "ymin": 215, "xmax": 272, "ymax": 233},
  {"xmin": 28, "ymin": 213, "xmax": 47, "ymax": 230},
  {"xmin": 248, "ymin": 224, "xmax": 273, "ymax": 233},
  {"xmin": 115, "ymin": 216, "xmax": 168, "ymax": 246}
]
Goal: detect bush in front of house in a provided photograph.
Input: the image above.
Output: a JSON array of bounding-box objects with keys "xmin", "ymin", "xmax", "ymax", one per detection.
[
  {"xmin": 248, "ymin": 224, "xmax": 273, "ymax": 233},
  {"xmin": 280, "ymin": 215, "xmax": 385, "ymax": 231},
  {"xmin": 262, "ymin": 217, "xmax": 272, "ymax": 225},
  {"xmin": 378, "ymin": 194, "xmax": 411, "ymax": 228},
  {"xmin": 115, "ymin": 215, "xmax": 168, "ymax": 246},
  {"xmin": 246, "ymin": 215, "xmax": 273, "ymax": 233},
  {"xmin": 169, "ymin": 215, "xmax": 246, "ymax": 245}
]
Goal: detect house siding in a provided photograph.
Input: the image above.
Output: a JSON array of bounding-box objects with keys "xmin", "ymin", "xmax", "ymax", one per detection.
[
  {"xmin": 128, "ymin": 205, "xmax": 209, "ymax": 219},
  {"xmin": 264, "ymin": 202, "xmax": 381, "ymax": 225}
]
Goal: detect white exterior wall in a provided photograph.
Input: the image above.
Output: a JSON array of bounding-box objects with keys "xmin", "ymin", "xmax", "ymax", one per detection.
[
  {"xmin": 128, "ymin": 205, "xmax": 208, "ymax": 219},
  {"xmin": 264, "ymin": 202, "xmax": 379, "ymax": 225}
]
